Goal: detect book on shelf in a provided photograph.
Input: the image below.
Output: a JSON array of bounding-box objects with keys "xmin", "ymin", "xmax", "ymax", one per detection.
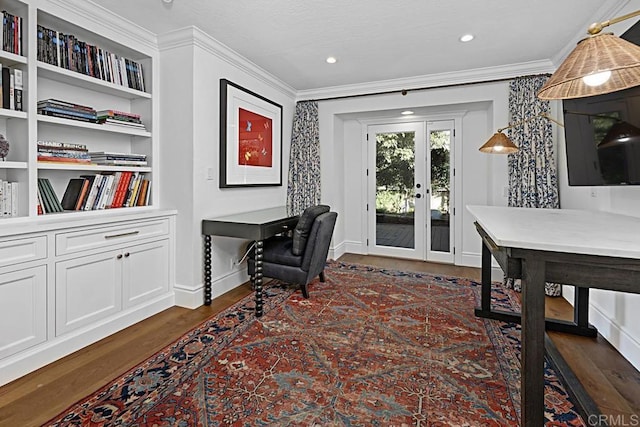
[
  {"xmin": 38, "ymin": 99, "xmax": 96, "ymax": 113},
  {"xmin": 89, "ymin": 151, "xmax": 147, "ymax": 166},
  {"xmin": 97, "ymin": 109, "xmax": 141, "ymax": 120},
  {"xmin": 13, "ymin": 68, "xmax": 22, "ymax": 111},
  {"xmin": 60, "ymin": 178, "xmax": 86, "ymax": 210},
  {"xmin": 37, "ymin": 140, "xmax": 93, "ymax": 164},
  {"xmin": 1, "ymin": 67, "xmax": 10, "ymax": 110},
  {"xmin": 38, "ymin": 109, "xmax": 99, "ymax": 123},
  {"xmin": 2, "ymin": 11, "xmax": 22, "ymax": 56},
  {"xmin": 37, "ymin": 23, "xmax": 145, "ymax": 92},
  {"xmin": 38, "ymin": 140, "xmax": 88, "ymax": 150},
  {"xmin": 0, "ymin": 179, "xmax": 18, "ymax": 218},
  {"xmin": 37, "ymin": 178, "xmax": 63, "ymax": 214},
  {"xmin": 99, "ymin": 119, "xmax": 146, "ymax": 130}
]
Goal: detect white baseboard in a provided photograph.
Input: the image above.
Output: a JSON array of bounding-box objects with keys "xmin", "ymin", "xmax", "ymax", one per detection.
[
  {"xmin": 174, "ymin": 268, "xmax": 249, "ymax": 309},
  {"xmin": 173, "ymin": 283, "xmax": 204, "ymax": 309},
  {"xmin": 589, "ymin": 302, "xmax": 640, "ymax": 371},
  {"xmin": 343, "ymin": 240, "xmax": 365, "ymax": 255},
  {"xmin": 329, "ymin": 241, "xmax": 347, "ymax": 260},
  {"xmin": 0, "ymin": 293, "xmax": 174, "ymax": 387}
]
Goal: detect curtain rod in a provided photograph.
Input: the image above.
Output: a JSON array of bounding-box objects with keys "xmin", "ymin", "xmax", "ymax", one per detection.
[{"xmin": 302, "ymin": 73, "xmax": 551, "ymax": 103}]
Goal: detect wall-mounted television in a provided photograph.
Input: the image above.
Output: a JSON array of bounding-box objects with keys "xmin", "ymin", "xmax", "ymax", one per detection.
[
  {"xmin": 563, "ymin": 86, "xmax": 640, "ymax": 186},
  {"xmin": 563, "ymin": 20, "xmax": 640, "ymax": 186}
]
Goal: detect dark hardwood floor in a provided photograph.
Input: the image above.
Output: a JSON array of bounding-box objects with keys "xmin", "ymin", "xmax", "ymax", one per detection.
[{"xmin": 0, "ymin": 254, "xmax": 638, "ymax": 426}]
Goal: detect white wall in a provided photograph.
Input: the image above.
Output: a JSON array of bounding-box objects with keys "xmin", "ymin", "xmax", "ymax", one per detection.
[
  {"xmin": 158, "ymin": 27, "xmax": 296, "ymax": 307},
  {"xmin": 318, "ymin": 81, "xmax": 510, "ymax": 268}
]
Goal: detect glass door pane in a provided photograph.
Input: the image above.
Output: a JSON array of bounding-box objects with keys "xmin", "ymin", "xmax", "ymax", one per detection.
[
  {"xmin": 375, "ymin": 131, "xmax": 416, "ymax": 249},
  {"xmin": 427, "ymin": 121, "xmax": 454, "ymax": 263}
]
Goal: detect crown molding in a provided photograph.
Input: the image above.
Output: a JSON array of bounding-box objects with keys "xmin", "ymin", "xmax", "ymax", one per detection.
[
  {"xmin": 44, "ymin": 0, "xmax": 158, "ymax": 53},
  {"xmin": 550, "ymin": 0, "xmax": 630, "ymax": 67},
  {"xmin": 158, "ymin": 26, "xmax": 297, "ymax": 100},
  {"xmin": 296, "ymin": 60, "xmax": 555, "ymax": 102}
]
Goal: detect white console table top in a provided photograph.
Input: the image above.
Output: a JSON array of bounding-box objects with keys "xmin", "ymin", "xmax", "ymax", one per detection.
[{"xmin": 466, "ymin": 205, "xmax": 640, "ymax": 259}]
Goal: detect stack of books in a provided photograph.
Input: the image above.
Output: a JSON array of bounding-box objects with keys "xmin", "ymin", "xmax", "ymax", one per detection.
[
  {"xmin": 37, "ymin": 140, "xmax": 92, "ymax": 164},
  {"xmin": 89, "ymin": 151, "xmax": 147, "ymax": 167},
  {"xmin": 37, "ymin": 99, "xmax": 97, "ymax": 123},
  {"xmin": 59, "ymin": 172, "xmax": 150, "ymax": 211},
  {"xmin": 97, "ymin": 110, "xmax": 146, "ymax": 131}
]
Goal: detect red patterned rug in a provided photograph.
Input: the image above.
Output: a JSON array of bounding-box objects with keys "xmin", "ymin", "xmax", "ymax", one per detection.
[{"xmin": 46, "ymin": 262, "xmax": 586, "ymax": 426}]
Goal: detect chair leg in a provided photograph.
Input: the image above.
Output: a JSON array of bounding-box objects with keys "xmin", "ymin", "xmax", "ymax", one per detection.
[
  {"xmin": 301, "ymin": 284, "xmax": 309, "ymax": 299},
  {"xmin": 250, "ymin": 274, "xmax": 255, "ymax": 290},
  {"xmin": 319, "ymin": 271, "xmax": 326, "ymax": 282}
]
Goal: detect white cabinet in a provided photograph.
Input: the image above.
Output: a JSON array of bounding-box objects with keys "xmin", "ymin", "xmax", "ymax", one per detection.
[
  {"xmin": 0, "ymin": 211, "xmax": 176, "ymax": 387},
  {"xmin": 0, "ymin": 265, "xmax": 47, "ymax": 360},
  {"xmin": 56, "ymin": 249, "xmax": 122, "ymax": 335},
  {"xmin": 55, "ymin": 238, "xmax": 169, "ymax": 335},
  {"xmin": 122, "ymin": 240, "xmax": 169, "ymax": 308}
]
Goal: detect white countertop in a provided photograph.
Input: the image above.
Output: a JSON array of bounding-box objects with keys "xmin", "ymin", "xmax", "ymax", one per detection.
[{"xmin": 467, "ymin": 205, "xmax": 640, "ymax": 259}]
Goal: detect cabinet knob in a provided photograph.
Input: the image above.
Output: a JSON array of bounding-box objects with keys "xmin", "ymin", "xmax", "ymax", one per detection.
[
  {"xmin": 116, "ymin": 254, "xmax": 123, "ymax": 259},
  {"xmin": 124, "ymin": 252, "xmax": 130, "ymax": 258}
]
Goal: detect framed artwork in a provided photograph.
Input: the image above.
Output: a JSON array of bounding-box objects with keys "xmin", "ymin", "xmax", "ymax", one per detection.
[{"xmin": 220, "ymin": 79, "xmax": 283, "ymax": 188}]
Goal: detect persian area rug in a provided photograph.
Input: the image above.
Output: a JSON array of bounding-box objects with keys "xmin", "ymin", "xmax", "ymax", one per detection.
[{"xmin": 46, "ymin": 262, "xmax": 586, "ymax": 426}]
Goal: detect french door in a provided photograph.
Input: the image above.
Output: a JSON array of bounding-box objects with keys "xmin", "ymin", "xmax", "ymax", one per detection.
[{"xmin": 367, "ymin": 120, "xmax": 454, "ymax": 262}]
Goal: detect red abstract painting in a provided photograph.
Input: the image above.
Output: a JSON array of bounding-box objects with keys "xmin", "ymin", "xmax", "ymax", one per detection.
[{"xmin": 238, "ymin": 108, "xmax": 273, "ymax": 167}]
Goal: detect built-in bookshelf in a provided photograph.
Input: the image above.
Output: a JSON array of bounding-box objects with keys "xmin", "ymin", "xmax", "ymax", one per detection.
[{"xmin": 0, "ymin": 0, "xmax": 157, "ymax": 220}]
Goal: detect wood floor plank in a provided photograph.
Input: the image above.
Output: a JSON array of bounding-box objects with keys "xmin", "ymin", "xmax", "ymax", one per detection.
[{"xmin": 0, "ymin": 256, "xmax": 638, "ymax": 426}]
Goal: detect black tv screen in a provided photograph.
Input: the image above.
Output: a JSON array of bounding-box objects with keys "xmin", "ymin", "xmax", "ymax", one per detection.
[{"xmin": 563, "ymin": 85, "xmax": 640, "ymax": 186}]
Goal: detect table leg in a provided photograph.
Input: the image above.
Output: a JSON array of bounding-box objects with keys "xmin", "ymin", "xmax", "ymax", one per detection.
[
  {"xmin": 255, "ymin": 240, "xmax": 264, "ymax": 317},
  {"xmin": 204, "ymin": 235, "xmax": 212, "ymax": 305},
  {"xmin": 481, "ymin": 239, "xmax": 492, "ymax": 310},
  {"xmin": 574, "ymin": 287, "xmax": 590, "ymax": 329},
  {"xmin": 521, "ymin": 256, "xmax": 546, "ymax": 427}
]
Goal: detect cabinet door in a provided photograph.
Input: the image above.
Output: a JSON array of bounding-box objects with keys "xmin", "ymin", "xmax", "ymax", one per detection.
[
  {"xmin": 0, "ymin": 266, "xmax": 47, "ymax": 360},
  {"xmin": 56, "ymin": 250, "xmax": 122, "ymax": 336},
  {"xmin": 122, "ymin": 240, "xmax": 169, "ymax": 308}
]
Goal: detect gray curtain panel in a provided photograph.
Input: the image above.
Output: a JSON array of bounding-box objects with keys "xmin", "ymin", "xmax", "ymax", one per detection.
[
  {"xmin": 505, "ymin": 75, "xmax": 562, "ymax": 297},
  {"xmin": 287, "ymin": 101, "xmax": 321, "ymax": 216}
]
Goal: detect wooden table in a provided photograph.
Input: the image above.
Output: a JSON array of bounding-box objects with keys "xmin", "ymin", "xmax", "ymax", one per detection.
[
  {"xmin": 467, "ymin": 205, "xmax": 640, "ymax": 426},
  {"xmin": 202, "ymin": 207, "xmax": 298, "ymax": 317}
]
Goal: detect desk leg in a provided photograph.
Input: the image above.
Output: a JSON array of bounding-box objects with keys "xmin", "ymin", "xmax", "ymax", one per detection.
[
  {"xmin": 255, "ymin": 240, "xmax": 264, "ymax": 317},
  {"xmin": 521, "ymin": 257, "xmax": 546, "ymax": 427},
  {"xmin": 204, "ymin": 235, "xmax": 212, "ymax": 305},
  {"xmin": 575, "ymin": 287, "xmax": 590, "ymax": 329},
  {"xmin": 481, "ymin": 239, "xmax": 492, "ymax": 310}
]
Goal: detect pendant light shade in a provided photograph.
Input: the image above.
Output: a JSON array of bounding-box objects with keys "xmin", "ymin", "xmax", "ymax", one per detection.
[
  {"xmin": 538, "ymin": 10, "xmax": 640, "ymax": 100},
  {"xmin": 479, "ymin": 132, "xmax": 519, "ymax": 154},
  {"xmin": 538, "ymin": 33, "xmax": 640, "ymax": 100}
]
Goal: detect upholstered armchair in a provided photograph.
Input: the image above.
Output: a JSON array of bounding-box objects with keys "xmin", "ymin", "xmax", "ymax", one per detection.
[{"xmin": 248, "ymin": 205, "xmax": 337, "ymax": 298}]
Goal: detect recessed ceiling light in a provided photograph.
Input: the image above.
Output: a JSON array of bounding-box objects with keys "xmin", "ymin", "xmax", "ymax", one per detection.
[
  {"xmin": 401, "ymin": 110, "xmax": 414, "ymax": 115},
  {"xmin": 459, "ymin": 34, "xmax": 474, "ymax": 42},
  {"xmin": 326, "ymin": 57, "xmax": 337, "ymax": 64}
]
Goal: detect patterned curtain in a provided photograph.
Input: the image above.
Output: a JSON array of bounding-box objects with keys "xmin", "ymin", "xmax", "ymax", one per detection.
[
  {"xmin": 286, "ymin": 101, "xmax": 321, "ymax": 216},
  {"xmin": 505, "ymin": 75, "xmax": 562, "ymax": 297}
]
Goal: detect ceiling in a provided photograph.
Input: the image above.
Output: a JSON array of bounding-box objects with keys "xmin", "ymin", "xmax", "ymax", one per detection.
[{"xmin": 94, "ymin": 0, "xmax": 631, "ymax": 93}]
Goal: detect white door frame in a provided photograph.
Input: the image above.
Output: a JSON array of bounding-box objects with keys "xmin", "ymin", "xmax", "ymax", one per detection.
[
  {"xmin": 361, "ymin": 114, "xmax": 462, "ymax": 264},
  {"xmin": 366, "ymin": 122, "xmax": 426, "ymax": 260}
]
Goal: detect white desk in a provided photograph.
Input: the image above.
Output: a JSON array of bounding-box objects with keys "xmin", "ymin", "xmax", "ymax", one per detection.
[{"xmin": 467, "ymin": 205, "xmax": 640, "ymax": 426}]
